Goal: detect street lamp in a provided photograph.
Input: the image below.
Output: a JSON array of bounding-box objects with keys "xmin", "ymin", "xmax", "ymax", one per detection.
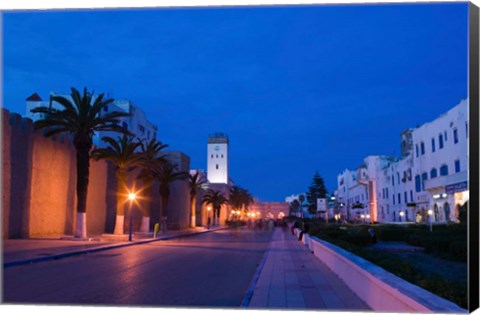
[
  {"xmin": 427, "ymin": 209, "xmax": 433, "ymax": 232},
  {"xmin": 360, "ymin": 214, "xmax": 365, "ymax": 224},
  {"xmin": 399, "ymin": 211, "xmax": 405, "ymax": 223},
  {"xmin": 366, "ymin": 214, "xmax": 370, "ymax": 223},
  {"xmin": 207, "ymin": 206, "xmax": 212, "ymax": 229},
  {"xmin": 128, "ymin": 192, "xmax": 136, "ymax": 242}
]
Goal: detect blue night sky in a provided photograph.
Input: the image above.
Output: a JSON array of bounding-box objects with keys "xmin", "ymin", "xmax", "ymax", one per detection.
[{"xmin": 2, "ymin": 3, "xmax": 469, "ymax": 202}]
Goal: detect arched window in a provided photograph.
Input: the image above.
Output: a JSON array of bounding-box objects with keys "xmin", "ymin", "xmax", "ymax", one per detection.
[
  {"xmin": 430, "ymin": 168, "xmax": 437, "ymax": 179},
  {"xmin": 440, "ymin": 165, "xmax": 449, "ymax": 176}
]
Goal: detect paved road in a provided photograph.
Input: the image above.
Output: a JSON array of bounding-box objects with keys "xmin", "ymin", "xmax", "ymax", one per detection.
[{"xmin": 3, "ymin": 228, "xmax": 272, "ymax": 307}]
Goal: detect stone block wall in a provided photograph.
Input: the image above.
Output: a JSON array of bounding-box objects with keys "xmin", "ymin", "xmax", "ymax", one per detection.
[{"xmin": 2, "ymin": 108, "xmax": 192, "ymax": 238}]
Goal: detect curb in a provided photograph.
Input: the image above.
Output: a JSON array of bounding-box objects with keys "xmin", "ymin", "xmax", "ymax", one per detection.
[
  {"xmin": 4, "ymin": 227, "xmax": 229, "ymax": 268},
  {"xmin": 239, "ymin": 231, "xmax": 274, "ymax": 308}
]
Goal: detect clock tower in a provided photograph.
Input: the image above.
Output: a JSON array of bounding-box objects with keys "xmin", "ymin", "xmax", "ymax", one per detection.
[{"xmin": 207, "ymin": 132, "xmax": 229, "ymax": 184}]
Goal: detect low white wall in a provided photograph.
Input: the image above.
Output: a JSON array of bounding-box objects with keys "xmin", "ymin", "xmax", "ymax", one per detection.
[{"xmin": 296, "ymin": 230, "xmax": 466, "ymax": 313}]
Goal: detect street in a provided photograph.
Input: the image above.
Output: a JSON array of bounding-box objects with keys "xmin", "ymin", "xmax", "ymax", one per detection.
[{"xmin": 3, "ymin": 228, "xmax": 272, "ymax": 307}]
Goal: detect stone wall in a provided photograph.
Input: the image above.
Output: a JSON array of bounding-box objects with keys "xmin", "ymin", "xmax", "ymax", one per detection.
[{"xmin": 2, "ymin": 109, "xmax": 192, "ymax": 239}]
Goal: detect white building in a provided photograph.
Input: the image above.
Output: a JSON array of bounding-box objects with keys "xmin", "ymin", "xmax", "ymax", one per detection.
[
  {"xmin": 207, "ymin": 132, "xmax": 230, "ymax": 184},
  {"xmin": 411, "ymin": 99, "xmax": 469, "ymax": 223},
  {"xmin": 25, "ymin": 92, "xmax": 157, "ymax": 147},
  {"xmin": 335, "ymin": 99, "xmax": 469, "ymax": 223}
]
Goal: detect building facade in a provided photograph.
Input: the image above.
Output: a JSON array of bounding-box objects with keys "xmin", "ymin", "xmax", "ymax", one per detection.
[
  {"xmin": 335, "ymin": 99, "xmax": 469, "ymax": 223},
  {"xmin": 25, "ymin": 92, "xmax": 157, "ymax": 147},
  {"xmin": 207, "ymin": 132, "xmax": 229, "ymax": 184}
]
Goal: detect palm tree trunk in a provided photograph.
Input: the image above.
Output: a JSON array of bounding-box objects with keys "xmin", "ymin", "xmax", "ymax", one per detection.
[
  {"xmin": 140, "ymin": 179, "xmax": 153, "ymax": 233},
  {"xmin": 191, "ymin": 195, "xmax": 196, "ymax": 228},
  {"xmin": 114, "ymin": 170, "xmax": 128, "ymax": 235},
  {"xmin": 74, "ymin": 144, "xmax": 91, "ymax": 239}
]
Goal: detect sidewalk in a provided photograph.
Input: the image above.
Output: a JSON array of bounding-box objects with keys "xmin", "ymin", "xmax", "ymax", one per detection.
[
  {"xmin": 3, "ymin": 226, "xmax": 226, "ymax": 267},
  {"xmin": 246, "ymin": 227, "xmax": 371, "ymax": 311}
]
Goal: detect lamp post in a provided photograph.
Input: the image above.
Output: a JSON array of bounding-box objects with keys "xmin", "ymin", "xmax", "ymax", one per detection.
[
  {"xmin": 207, "ymin": 206, "xmax": 212, "ymax": 229},
  {"xmin": 427, "ymin": 209, "xmax": 433, "ymax": 232},
  {"xmin": 128, "ymin": 192, "xmax": 136, "ymax": 241},
  {"xmin": 399, "ymin": 211, "xmax": 405, "ymax": 223}
]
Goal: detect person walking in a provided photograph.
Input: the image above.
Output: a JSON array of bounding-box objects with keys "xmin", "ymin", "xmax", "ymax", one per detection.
[{"xmin": 298, "ymin": 220, "xmax": 309, "ymax": 241}]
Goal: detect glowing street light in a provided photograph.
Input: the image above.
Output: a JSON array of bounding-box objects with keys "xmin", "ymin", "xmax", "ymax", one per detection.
[
  {"xmin": 399, "ymin": 211, "xmax": 405, "ymax": 223},
  {"xmin": 427, "ymin": 209, "xmax": 433, "ymax": 232},
  {"xmin": 128, "ymin": 192, "xmax": 137, "ymax": 241}
]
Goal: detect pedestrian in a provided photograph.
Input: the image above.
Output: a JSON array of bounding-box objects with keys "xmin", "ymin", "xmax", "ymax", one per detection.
[
  {"xmin": 291, "ymin": 220, "xmax": 299, "ymax": 235},
  {"xmin": 207, "ymin": 217, "xmax": 211, "ymax": 230},
  {"xmin": 298, "ymin": 220, "xmax": 309, "ymax": 241}
]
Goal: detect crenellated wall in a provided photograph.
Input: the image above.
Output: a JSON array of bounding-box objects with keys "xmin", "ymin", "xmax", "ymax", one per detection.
[{"xmin": 2, "ymin": 108, "xmax": 192, "ymax": 239}]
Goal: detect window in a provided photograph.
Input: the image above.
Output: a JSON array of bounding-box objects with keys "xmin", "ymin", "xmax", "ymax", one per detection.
[
  {"xmin": 393, "ymin": 195, "xmax": 395, "ymax": 205},
  {"xmin": 398, "ymin": 193, "xmax": 401, "ymax": 204},
  {"xmin": 444, "ymin": 131, "xmax": 447, "ymax": 141},
  {"xmin": 221, "ymin": 154, "xmax": 224, "ymax": 158},
  {"xmin": 404, "ymin": 191, "xmax": 408, "ymax": 203},
  {"xmin": 397, "ymin": 172, "xmax": 400, "ymax": 184},
  {"xmin": 421, "ymin": 173, "xmax": 428, "ymax": 190},
  {"xmin": 420, "ymin": 142, "xmax": 425, "ymax": 155},
  {"xmin": 431, "ymin": 138, "xmax": 435, "ymax": 152},
  {"xmin": 122, "ymin": 122, "xmax": 128, "ymax": 129},
  {"xmin": 216, "ymin": 164, "xmax": 219, "ymax": 170},
  {"xmin": 410, "ymin": 190, "xmax": 413, "ymax": 202},
  {"xmin": 415, "ymin": 175, "xmax": 421, "ymax": 192},
  {"xmin": 439, "ymin": 134, "xmax": 444, "ymax": 149},
  {"xmin": 415, "ymin": 144, "xmax": 419, "ymax": 157},
  {"xmin": 103, "ymin": 106, "xmax": 108, "ymax": 112},
  {"xmin": 211, "ymin": 154, "xmax": 213, "ymax": 158},
  {"xmin": 440, "ymin": 165, "xmax": 449, "ymax": 176},
  {"xmin": 454, "ymin": 128, "xmax": 458, "ymax": 143},
  {"xmin": 392, "ymin": 175, "xmax": 394, "ymax": 186},
  {"xmin": 466, "ymin": 122, "xmax": 468, "ymax": 138},
  {"xmin": 216, "ymin": 155, "xmax": 218, "ymax": 158},
  {"xmin": 455, "ymin": 160, "xmax": 460, "ymax": 173},
  {"xmin": 430, "ymin": 168, "xmax": 437, "ymax": 179}
]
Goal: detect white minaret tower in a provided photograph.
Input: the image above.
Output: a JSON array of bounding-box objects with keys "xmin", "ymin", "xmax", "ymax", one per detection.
[{"xmin": 207, "ymin": 132, "xmax": 229, "ymax": 184}]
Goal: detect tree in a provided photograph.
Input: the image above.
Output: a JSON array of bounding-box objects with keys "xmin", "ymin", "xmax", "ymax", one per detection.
[
  {"xmin": 91, "ymin": 135, "xmax": 142, "ymax": 235},
  {"xmin": 290, "ymin": 199, "xmax": 300, "ymax": 217},
  {"xmin": 298, "ymin": 194, "xmax": 305, "ymax": 218},
  {"xmin": 31, "ymin": 87, "xmax": 130, "ymax": 239},
  {"xmin": 156, "ymin": 161, "xmax": 188, "ymax": 233},
  {"xmin": 136, "ymin": 139, "xmax": 169, "ymax": 232},
  {"xmin": 229, "ymin": 186, "xmax": 254, "ymax": 220},
  {"xmin": 189, "ymin": 170, "xmax": 208, "ymax": 228},
  {"xmin": 306, "ymin": 171, "xmax": 328, "ymax": 215},
  {"xmin": 202, "ymin": 189, "xmax": 229, "ymax": 225}
]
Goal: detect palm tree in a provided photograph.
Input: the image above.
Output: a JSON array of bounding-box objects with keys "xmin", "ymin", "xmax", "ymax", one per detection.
[
  {"xmin": 91, "ymin": 135, "xmax": 142, "ymax": 235},
  {"xmin": 136, "ymin": 139, "xmax": 169, "ymax": 232},
  {"xmin": 291, "ymin": 199, "xmax": 300, "ymax": 217},
  {"xmin": 156, "ymin": 161, "xmax": 188, "ymax": 233},
  {"xmin": 202, "ymin": 189, "xmax": 229, "ymax": 226},
  {"xmin": 229, "ymin": 186, "xmax": 254, "ymax": 220},
  {"xmin": 188, "ymin": 170, "xmax": 208, "ymax": 228},
  {"xmin": 298, "ymin": 194, "xmax": 305, "ymax": 218},
  {"xmin": 31, "ymin": 87, "xmax": 130, "ymax": 239}
]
